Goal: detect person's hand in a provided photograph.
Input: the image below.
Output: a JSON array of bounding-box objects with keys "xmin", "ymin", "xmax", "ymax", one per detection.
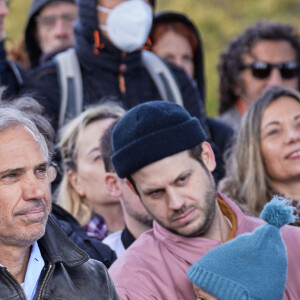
[{"xmin": 193, "ymin": 284, "xmax": 217, "ymax": 300}]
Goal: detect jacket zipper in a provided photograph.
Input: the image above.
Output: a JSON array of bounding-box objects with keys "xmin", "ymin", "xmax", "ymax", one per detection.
[{"xmin": 37, "ymin": 264, "xmax": 54, "ymax": 300}]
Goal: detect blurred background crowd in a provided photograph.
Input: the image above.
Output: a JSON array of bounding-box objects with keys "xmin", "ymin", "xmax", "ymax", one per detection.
[{"xmin": 6, "ymin": 0, "xmax": 300, "ymax": 116}]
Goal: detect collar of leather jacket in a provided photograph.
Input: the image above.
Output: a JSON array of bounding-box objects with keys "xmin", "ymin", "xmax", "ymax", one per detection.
[{"xmin": 38, "ymin": 216, "xmax": 89, "ymax": 267}]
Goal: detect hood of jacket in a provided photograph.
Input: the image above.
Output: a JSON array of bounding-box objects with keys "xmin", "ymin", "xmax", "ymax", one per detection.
[
  {"xmin": 25, "ymin": 0, "xmax": 75, "ymax": 68},
  {"xmin": 151, "ymin": 11, "xmax": 206, "ymax": 102}
]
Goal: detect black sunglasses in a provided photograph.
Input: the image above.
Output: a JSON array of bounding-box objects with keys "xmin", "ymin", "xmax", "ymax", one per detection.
[{"xmin": 240, "ymin": 61, "xmax": 300, "ymax": 79}]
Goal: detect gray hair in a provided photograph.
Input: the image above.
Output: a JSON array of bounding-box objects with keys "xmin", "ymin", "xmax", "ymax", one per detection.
[
  {"xmin": 0, "ymin": 93, "xmax": 55, "ymax": 158},
  {"xmin": 0, "ymin": 107, "xmax": 49, "ymax": 161}
]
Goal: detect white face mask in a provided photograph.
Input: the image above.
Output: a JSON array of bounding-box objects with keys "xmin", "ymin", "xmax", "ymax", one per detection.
[{"xmin": 97, "ymin": 0, "xmax": 153, "ymax": 53}]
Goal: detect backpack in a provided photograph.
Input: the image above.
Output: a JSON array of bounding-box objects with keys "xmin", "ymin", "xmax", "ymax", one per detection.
[{"xmin": 54, "ymin": 48, "xmax": 183, "ymax": 127}]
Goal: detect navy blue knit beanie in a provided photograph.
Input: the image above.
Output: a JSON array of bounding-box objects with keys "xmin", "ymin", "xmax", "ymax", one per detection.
[
  {"xmin": 187, "ymin": 196, "xmax": 297, "ymax": 300},
  {"xmin": 111, "ymin": 101, "xmax": 207, "ymax": 178}
]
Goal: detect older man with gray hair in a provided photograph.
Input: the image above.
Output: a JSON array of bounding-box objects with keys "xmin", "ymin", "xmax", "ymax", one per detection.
[{"xmin": 0, "ymin": 106, "xmax": 118, "ymax": 299}]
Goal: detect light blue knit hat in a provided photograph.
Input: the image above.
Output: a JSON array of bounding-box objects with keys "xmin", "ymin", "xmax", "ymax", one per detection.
[{"xmin": 187, "ymin": 196, "xmax": 297, "ymax": 300}]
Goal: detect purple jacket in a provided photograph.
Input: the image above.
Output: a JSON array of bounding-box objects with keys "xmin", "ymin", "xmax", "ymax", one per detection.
[{"xmin": 109, "ymin": 194, "xmax": 300, "ymax": 299}]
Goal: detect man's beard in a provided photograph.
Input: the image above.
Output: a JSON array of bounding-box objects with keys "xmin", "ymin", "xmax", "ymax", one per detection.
[
  {"xmin": 123, "ymin": 201, "xmax": 153, "ymax": 228},
  {"xmin": 149, "ymin": 173, "xmax": 217, "ymax": 238},
  {"xmin": 131, "ymin": 211, "xmax": 153, "ymax": 228}
]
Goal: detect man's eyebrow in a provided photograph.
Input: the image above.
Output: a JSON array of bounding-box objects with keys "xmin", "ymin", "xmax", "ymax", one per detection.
[
  {"xmin": 141, "ymin": 181, "xmax": 165, "ymax": 195},
  {"xmin": 173, "ymin": 168, "xmax": 192, "ymax": 182},
  {"xmin": 0, "ymin": 167, "xmax": 25, "ymax": 177},
  {"xmin": 35, "ymin": 161, "xmax": 49, "ymax": 169},
  {"xmin": 0, "ymin": 161, "xmax": 50, "ymax": 175},
  {"xmin": 141, "ymin": 169, "xmax": 193, "ymax": 195},
  {"xmin": 142, "ymin": 186, "xmax": 164, "ymax": 195}
]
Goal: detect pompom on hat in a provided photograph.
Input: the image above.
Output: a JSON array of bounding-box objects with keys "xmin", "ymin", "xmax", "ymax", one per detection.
[
  {"xmin": 111, "ymin": 101, "xmax": 207, "ymax": 178},
  {"xmin": 187, "ymin": 196, "xmax": 297, "ymax": 300}
]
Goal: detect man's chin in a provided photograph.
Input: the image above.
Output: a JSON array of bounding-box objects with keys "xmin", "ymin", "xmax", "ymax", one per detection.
[
  {"xmin": 10, "ymin": 226, "xmax": 46, "ymax": 248},
  {"xmin": 28, "ymin": 225, "xmax": 46, "ymax": 241}
]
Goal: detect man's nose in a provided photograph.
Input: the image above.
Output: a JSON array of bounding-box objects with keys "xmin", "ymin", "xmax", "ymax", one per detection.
[
  {"xmin": 22, "ymin": 174, "xmax": 45, "ymax": 201},
  {"xmin": 167, "ymin": 188, "xmax": 185, "ymax": 210},
  {"xmin": 267, "ymin": 68, "xmax": 284, "ymax": 87},
  {"xmin": 53, "ymin": 18, "xmax": 68, "ymax": 36}
]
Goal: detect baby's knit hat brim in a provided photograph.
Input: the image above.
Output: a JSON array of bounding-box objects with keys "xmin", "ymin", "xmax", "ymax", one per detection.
[
  {"xmin": 187, "ymin": 196, "xmax": 296, "ymax": 300},
  {"xmin": 187, "ymin": 266, "xmax": 249, "ymax": 300}
]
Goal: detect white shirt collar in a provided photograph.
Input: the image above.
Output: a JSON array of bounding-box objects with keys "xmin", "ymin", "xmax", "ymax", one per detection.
[{"xmin": 22, "ymin": 241, "xmax": 45, "ymax": 300}]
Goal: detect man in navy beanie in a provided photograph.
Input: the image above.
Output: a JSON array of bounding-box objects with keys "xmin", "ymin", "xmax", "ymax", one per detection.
[{"xmin": 109, "ymin": 101, "xmax": 300, "ymax": 300}]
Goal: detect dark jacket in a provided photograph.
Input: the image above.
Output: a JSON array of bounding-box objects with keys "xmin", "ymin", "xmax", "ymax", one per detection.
[
  {"xmin": 25, "ymin": 0, "xmax": 75, "ymax": 68},
  {"xmin": 0, "ymin": 40, "xmax": 26, "ymax": 97},
  {"xmin": 151, "ymin": 11, "xmax": 234, "ymax": 182},
  {"xmin": 51, "ymin": 203, "xmax": 117, "ymax": 268},
  {"xmin": 0, "ymin": 216, "xmax": 119, "ymax": 300},
  {"xmin": 20, "ymin": 0, "xmax": 208, "ymax": 134}
]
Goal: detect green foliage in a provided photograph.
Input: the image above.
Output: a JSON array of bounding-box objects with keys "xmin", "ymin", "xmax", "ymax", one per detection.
[
  {"xmin": 5, "ymin": 0, "xmax": 300, "ymax": 116},
  {"xmin": 5, "ymin": 0, "xmax": 31, "ymax": 43}
]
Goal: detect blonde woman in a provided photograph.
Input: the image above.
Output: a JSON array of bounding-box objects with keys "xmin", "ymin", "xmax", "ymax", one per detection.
[
  {"xmin": 56, "ymin": 102, "xmax": 126, "ymax": 240},
  {"xmin": 220, "ymin": 86, "xmax": 300, "ymax": 226}
]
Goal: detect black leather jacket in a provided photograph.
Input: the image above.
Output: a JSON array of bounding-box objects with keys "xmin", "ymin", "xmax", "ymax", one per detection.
[{"xmin": 0, "ymin": 217, "xmax": 119, "ymax": 300}]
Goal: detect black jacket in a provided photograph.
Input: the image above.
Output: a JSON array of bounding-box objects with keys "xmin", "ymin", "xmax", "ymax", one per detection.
[
  {"xmin": 51, "ymin": 203, "xmax": 117, "ymax": 268},
  {"xmin": 19, "ymin": 0, "xmax": 208, "ymax": 134},
  {"xmin": 0, "ymin": 217, "xmax": 119, "ymax": 300}
]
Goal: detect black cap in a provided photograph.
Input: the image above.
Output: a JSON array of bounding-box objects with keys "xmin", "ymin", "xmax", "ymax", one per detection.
[{"xmin": 112, "ymin": 101, "xmax": 207, "ymax": 178}]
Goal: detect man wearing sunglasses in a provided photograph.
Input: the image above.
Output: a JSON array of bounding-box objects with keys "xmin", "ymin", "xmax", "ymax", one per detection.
[{"xmin": 218, "ymin": 20, "xmax": 300, "ymax": 130}]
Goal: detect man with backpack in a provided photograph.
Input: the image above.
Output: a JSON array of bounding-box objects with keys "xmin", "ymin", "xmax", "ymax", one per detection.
[{"xmin": 18, "ymin": 0, "xmax": 208, "ymax": 134}]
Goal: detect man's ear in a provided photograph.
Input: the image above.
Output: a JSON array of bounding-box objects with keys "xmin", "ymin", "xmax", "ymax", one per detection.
[
  {"xmin": 105, "ymin": 172, "xmax": 122, "ymax": 199},
  {"xmin": 67, "ymin": 170, "xmax": 86, "ymax": 197},
  {"xmin": 201, "ymin": 141, "xmax": 216, "ymax": 172}
]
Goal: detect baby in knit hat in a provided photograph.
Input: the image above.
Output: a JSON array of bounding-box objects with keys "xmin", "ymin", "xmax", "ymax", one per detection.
[{"xmin": 187, "ymin": 196, "xmax": 297, "ymax": 300}]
